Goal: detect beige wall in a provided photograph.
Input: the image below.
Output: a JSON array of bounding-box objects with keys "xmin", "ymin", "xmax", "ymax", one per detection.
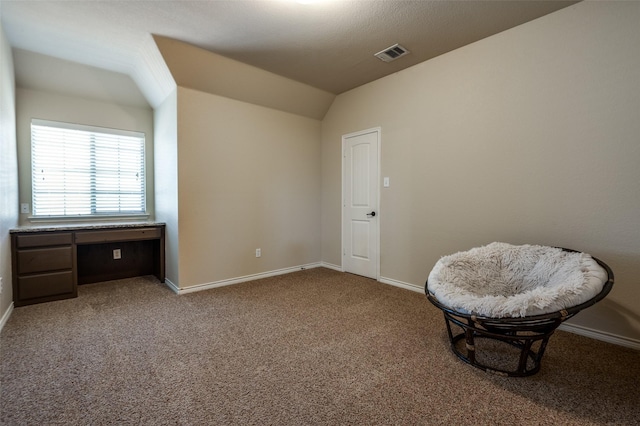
[
  {"xmin": 175, "ymin": 86, "xmax": 322, "ymax": 288},
  {"xmin": 15, "ymin": 88, "xmax": 155, "ymax": 223},
  {"xmin": 321, "ymin": 1, "xmax": 640, "ymax": 341},
  {"xmin": 153, "ymin": 89, "xmax": 179, "ymax": 285},
  {"xmin": 155, "ymin": 34, "xmax": 330, "ymax": 289},
  {"xmin": 0, "ymin": 23, "xmax": 18, "ymax": 322}
]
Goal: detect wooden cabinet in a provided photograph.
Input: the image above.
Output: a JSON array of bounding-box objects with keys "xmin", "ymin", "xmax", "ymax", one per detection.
[
  {"xmin": 11, "ymin": 232, "xmax": 76, "ymax": 306},
  {"xmin": 11, "ymin": 223, "xmax": 165, "ymax": 307}
]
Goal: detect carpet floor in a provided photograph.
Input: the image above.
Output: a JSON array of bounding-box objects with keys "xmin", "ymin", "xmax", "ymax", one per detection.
[{"xmin": 1, "ymin": 268, "xmax": 638, "ymax": 425}]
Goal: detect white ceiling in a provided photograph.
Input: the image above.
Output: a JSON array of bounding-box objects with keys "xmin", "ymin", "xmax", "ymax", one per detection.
[{"xmin": 1, "ymin": 0, "xmax": 579, "ymax": 108}]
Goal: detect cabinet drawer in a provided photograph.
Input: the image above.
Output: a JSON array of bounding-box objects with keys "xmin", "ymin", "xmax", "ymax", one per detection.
[
  {"xmin": 75, "ymin": 227, "xmax": 161, "ymax": 244},
  {"xmin": 17, "ymin": 246, "xmax": 73, "ymax": 274},
  {"xmin": 18, "ymin": 271, "xmax": 74, "ymax": 300},
  {"xmin": 16, "ymin": 232, "xmax": 73, "ymax": 248}
]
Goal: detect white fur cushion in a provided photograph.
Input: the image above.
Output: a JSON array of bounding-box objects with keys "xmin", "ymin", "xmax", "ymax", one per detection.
[{"xmin": 427, "ymin": 242, "xmax": 608, "ymax": 318}]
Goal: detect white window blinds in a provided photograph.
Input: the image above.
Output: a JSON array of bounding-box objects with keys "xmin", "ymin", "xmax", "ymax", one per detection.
[{"xmin": 31, "ymin": 119, "xmax": 146, "ymax": 217}]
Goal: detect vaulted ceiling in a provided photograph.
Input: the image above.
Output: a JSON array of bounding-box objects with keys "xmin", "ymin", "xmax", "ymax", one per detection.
[{"xmin": 1, "ymin": 0, "xmax": 578, "ymax": 108}]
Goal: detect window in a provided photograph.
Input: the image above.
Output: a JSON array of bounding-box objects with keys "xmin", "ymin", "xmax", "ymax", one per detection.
[{"xmin": 31, "ymin": 119, "xmax": 146, "ymax": 218}]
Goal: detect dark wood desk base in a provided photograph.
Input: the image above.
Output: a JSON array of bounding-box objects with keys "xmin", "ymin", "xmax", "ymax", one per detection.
[{"xmin": 11, "ymin": 223, "xmax": 165, "ymax": 307}]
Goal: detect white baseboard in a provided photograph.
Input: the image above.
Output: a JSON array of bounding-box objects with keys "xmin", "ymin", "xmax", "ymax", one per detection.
[
  {"xmin": 379, "ymin": 276, "xmax": 424, "ymax": 293},
  {"xmin": 170, "ymin": 262, "xmax": 323, "ymax": 295},
  {"xmin": 320, "ymin": 262, "xmax": 342, "ymax": 272},
  {"xmin": 0, "ymin": 302, "xmax": 14, "ymax": 333},
  {"xmin": 163, "ymin": 278, "xmax": 179, "ymax": 294},
  {"xmin": 558, "ymin": 323, "xmax": 640, "ymax": 351}
]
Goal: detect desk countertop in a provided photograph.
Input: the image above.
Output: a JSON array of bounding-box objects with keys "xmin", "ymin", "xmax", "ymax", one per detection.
[{"xmin": 10, "ymin": 221, "xmax": 166, "ymax": 234}]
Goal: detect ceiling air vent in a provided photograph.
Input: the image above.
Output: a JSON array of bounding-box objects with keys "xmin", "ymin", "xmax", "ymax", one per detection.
[{"xmin": 374, "ymin": 43, "xmax": 410, "ymax": 63}]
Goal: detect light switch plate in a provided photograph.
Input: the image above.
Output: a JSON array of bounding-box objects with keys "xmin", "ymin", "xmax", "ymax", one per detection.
[
  {"xmin": 383, "ymin": 177, "xmax": 390, "ymax": 187},
  {"xmin": 20, "ymin": 203, "xmax": 30, "ymax": 214}
]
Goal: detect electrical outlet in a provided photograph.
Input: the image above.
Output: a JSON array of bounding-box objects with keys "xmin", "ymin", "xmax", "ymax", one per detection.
[
  {"xmin": 113, "ymin": 249, "xmax": 122, "ymax": 260},
  {"xmin": 255, "ymin": 248, "xmax": 261, "ymax": 258}
]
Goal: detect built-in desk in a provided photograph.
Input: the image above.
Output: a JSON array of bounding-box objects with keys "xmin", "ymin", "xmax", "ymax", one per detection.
[{"xmin": 10, "ymin": 222, "xmax": 165, "ymax": 307}]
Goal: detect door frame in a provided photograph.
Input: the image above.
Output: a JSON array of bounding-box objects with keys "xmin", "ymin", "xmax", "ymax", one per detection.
[{"xmin": 341, "ymin": 127, "xmax": 381, "ymax": 280}]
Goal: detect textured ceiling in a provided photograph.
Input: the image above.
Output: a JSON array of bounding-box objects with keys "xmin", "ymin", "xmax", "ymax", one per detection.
[{"xmin": 1, "ymin": 0, "xmax": 578, "ymax": 106}]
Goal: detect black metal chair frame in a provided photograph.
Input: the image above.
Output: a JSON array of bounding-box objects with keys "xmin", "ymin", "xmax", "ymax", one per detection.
[{"xmin": 426, "ymin": 248, "xmax": 614, "ymax": 377}]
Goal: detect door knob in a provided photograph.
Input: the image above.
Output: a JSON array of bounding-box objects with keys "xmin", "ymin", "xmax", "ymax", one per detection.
[{"xmin": 366, "ymin": 211, "xmax": 376, "ymax": 217}]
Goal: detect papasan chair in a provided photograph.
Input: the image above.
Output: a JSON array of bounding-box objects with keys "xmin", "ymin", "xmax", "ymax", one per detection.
[{"xmin": 425, "ymin": 242, "xmax": 613, "ymax": 377}]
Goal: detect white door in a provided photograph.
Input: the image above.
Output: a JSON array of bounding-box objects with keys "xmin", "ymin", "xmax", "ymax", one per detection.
[{"xmin": 342, "ymin": 128, "xmax": 380, "ymax": 279}]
